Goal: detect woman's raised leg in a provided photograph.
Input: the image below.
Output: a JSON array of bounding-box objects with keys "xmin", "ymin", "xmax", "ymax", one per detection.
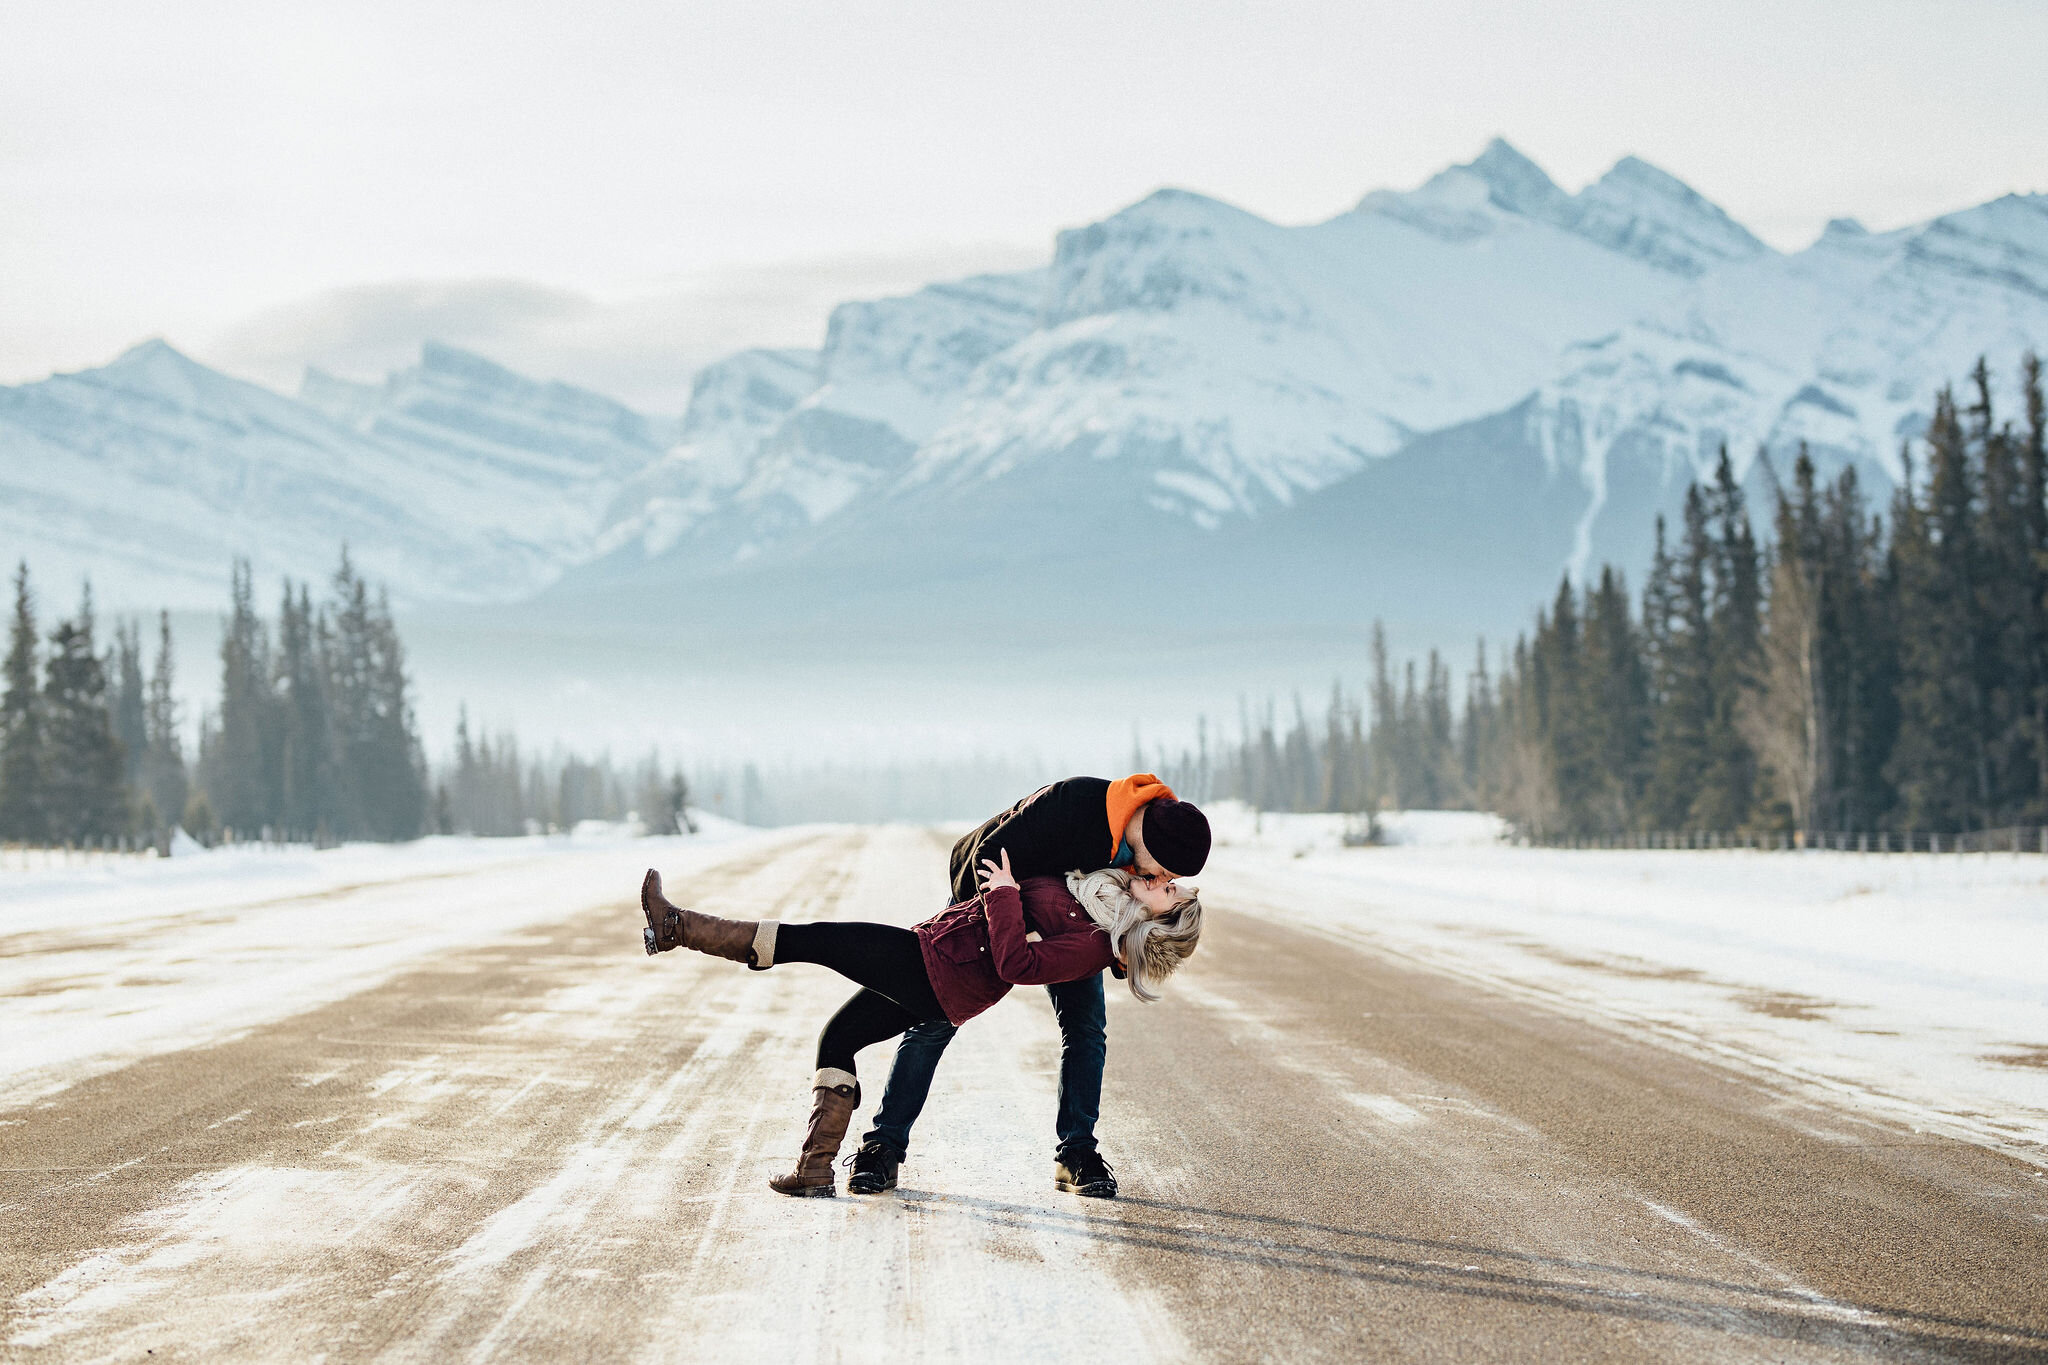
[
  {"xmin": 640, "ymin": 875, "xmax": 945, "ymax": 1028},
  {"xmin": 640, "ymin": 869, "xmax": 774, "ymax": 965},
  {"xmin": 771, "ymin": 922, "xmax": 945, "ymax": 1021}
]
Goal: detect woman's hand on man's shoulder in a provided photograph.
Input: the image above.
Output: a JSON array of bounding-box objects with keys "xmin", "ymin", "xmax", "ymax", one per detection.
[{"xmin": 976, "ymin": 847, "xmax": 1020, "ymax": 893}]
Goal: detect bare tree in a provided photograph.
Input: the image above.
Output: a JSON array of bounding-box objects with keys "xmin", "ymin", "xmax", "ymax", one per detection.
[{"xmin": 1740, "ymin": 547, "xmax": 1826, "ymax": 830}]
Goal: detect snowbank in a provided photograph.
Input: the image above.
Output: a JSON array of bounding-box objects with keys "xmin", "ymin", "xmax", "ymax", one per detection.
[
  {"xmin": 1204, "ymin": 812, "xmax": 2048, "ymax": 1154},
  {"xmin": 0, "ymin": 819, "xmax": 798, "ymax": 1108}
]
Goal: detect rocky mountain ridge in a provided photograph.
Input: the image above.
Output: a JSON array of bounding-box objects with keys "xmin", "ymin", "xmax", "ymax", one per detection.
[
  {"xmin": 0, "ymin": 338, "xmax": 666, "ymax": 608},
  {"xmin": 5, "ymin": 139, "xmax": 2042, "ymax": 638}
]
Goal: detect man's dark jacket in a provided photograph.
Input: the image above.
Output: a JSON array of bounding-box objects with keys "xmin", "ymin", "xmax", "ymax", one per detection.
[{"xmin": 948, "ymin": 776, "xmax": 1118, "ymax": 903}]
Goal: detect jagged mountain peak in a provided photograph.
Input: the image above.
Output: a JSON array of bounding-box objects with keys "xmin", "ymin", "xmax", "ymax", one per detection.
[
  {"xmin": 1058, "ymin": 185, "xmax": 1274, "ymax": 254},
  {"xmin": 404, "ymin": 340, "xmax": 653, "ymax": 427},
  {"xmin": 296, "ymin": 339, "xmax": 538, "ymax": 399},
  {"xmin": 1465, "ymin": 137, "xmax": 1571, "ymax": 218},
  {"xmin": 1567, "ymin": 154, "xmax": 1768, "ymax": 277},
  {"xmin": 297, "ymin": 341, "xmax": 669, "ymax": 467},
  {"xmin": 74, "ymin": 336, "xmax": 324, "ymax": 429},
  {"xmin": 1356, "ymin": 142, "xmax": 1766, "ymax": 277},
  {"xmin": 595, "ymin": 268, "xmax": 1051, "ymax": 564},
  {"xmin": 1354, "ymin": 145, "xmax": 1534, "ymax": 242},
  {"xmin": 2, "ymin": 338, "xmax": 664, "ymax": 610},
  {"xmin": 1119, "ymin": 185, "xmax": 1255, "ymax": 219},
  {"xmin": 1598, "ymin": 154, "xmax": 1704, "ymax": 200},
  {"xmin": 106, "ymin": 335, "xmax": 186, "ymax": 368},
  {"xmin": 677, "ymin": 348, "xmax": 819, "ymax": 442},
  {"xmin": 1353, "ymin": 138, "xmax": 1575, "ymax": 245},
  {"xmin": 417, "ymin": 339, "xmax": 530, "ymax": 387},
  {"xmin": 98, "ymin": 336, "xmax": 235, "ymax": 399},
  {"xmin": 1903, "ymin": 192, "xmax": 2048, "ymax": 299},
  {"xmin": 1046, "ymin": 185, "xmax": 1294, "ymax": 327}
]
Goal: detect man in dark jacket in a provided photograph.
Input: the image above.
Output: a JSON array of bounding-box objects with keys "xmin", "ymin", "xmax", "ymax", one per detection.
[{"xmin": 845, "ymin": 774, "xmax": 1211, "ymax": 1199}]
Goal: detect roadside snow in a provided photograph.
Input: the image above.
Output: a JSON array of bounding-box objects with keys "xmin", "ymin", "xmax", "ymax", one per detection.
[
  {"xmin": 0, "ymin": 817, "xmax": 791, "ymax": 1110},
  {"xmin": 1202, "ymin": 804, "xmax": 2048, "ymax": 1156}
]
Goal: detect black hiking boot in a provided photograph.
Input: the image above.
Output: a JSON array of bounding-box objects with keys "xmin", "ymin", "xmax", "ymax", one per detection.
[
  {"xmin": 1054, "ymin": 1148, "xmax": 1117, "ymax": 1199},
  {"xmin": 845, "ymin": 1140, "xmax": 901, "ymax": 1195}
]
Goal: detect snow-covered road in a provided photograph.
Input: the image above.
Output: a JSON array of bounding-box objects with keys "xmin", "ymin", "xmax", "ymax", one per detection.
[{"xmin": 4, "ymin": 823, "xmax": 2045, "ymax": 1361}]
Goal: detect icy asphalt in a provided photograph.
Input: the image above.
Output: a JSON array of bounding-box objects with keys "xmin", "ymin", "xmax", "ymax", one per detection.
[{"xmin": 2, "ymin": 826, "xmax": 2045, "ymax": 1362}]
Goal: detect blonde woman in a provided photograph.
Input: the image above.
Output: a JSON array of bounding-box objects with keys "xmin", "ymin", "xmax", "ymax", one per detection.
[{"xmin": 640, "ymin": 848, "xmax": 1201, "ymax": 1197}]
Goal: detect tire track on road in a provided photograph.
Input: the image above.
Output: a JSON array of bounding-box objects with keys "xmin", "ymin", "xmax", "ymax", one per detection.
[
  {"xmin": 1, "ymin": 830, "xmax": 855, "ymax": 1359},
  {"xmin": 1090, "ymin": 901, "xmax": 2048, "ymax": 1362}
]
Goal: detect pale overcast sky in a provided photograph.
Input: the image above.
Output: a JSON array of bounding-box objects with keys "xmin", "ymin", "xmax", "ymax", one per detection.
[{"xmin": 4, "ymin": 0, "xmax": 2043, "ymax": 409}]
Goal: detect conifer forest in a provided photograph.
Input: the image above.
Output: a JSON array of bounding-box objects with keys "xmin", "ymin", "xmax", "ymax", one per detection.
[
  {"xmin": 0, "ymin": 551, "xmax": 691, "ymax": 849},
  {"xmin": 1173, "ymin": 355, "xmax": 2048, "ymax": 842}
]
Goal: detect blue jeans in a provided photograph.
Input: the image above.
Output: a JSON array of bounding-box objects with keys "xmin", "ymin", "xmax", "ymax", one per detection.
[{"xmin": 862, "ymin": 972, "xmax": 1107, "ymax": 1160}]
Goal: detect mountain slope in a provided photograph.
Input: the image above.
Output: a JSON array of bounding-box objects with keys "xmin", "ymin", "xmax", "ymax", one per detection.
[
  {"xmin": 1533, "ymin": 192, "xmax": 2048, "ymax": 577},
  {"xmin": 550, "ymin": 144, "xmax": 2044, "ymax": 667},
  {"xmin": 588, "ymin": 139, "xmax": 1705, "ymax": 584},
  {"xmin": 0, "ymin": 341, "xmax": 664, "ymax": 607},
  {"xmin": 596, "ymin": 271, "xmax": 1044, "ymax": 566},
  {"xmin": 13, "ymin": 142, "xmax": 2044, "ymax": 666},
  {"xmin": 903, "ymin": 165, "xmax": 1687, "ymax": 517}
]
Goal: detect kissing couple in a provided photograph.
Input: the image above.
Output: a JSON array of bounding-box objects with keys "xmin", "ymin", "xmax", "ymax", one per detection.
[{"xmin": 639, "ymin": 773, "xmax": 1209, "ymax": 1198}]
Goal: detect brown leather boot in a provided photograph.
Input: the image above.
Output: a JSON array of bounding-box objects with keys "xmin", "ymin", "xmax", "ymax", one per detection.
[
  {"xmin": 641, "ymin": 869, "xmax": 778, "ymax": 969},
  {"xmin": 768, "ymin": 1070, "xmax": 860, "ymax": 1198}
]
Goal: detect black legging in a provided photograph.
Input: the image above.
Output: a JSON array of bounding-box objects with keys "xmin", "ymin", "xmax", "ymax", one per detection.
[{"xmin": 772, "ymin": 922, "xmax": 949, "ymax": 1076}]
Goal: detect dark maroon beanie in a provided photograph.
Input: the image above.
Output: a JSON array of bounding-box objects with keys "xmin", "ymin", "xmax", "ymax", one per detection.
[{"xmin": 1142, "ymin": 798, "xmax": 1210, "ymax": 875}]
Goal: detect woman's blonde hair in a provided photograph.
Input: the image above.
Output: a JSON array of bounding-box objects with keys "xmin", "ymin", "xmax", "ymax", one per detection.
[{"xmin": 1065, "ymin": 868, "xmax": 1202, "ymax": 1002}]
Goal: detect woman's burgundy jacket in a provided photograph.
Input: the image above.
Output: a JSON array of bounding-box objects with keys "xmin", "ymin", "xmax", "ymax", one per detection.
[{"xmin": 915, "ymin": 875, "xmax": 1115, "ymax": 1026}]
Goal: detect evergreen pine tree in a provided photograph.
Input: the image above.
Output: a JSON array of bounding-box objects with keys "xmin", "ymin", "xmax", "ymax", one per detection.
[
  {"xmin": 207, "ymin": 559, "xmax": 279, "ymax": 837},
  {"xmin": 1583, "ymin": 567, "xmax": 1649, "ymax": 831},
  {"xmin": 2022, "ymin": 353, "xmax": 2048, "ymax": 814},
  {"xmin": 329, "ymin": 566, "xmax": 427, "ymax": 841},
  {"xmin": 1367, "ymin": 624, "xmax": 1399, "ymax": 810},
  {"xmin": 1320, "ymin": 682, "xmax": 1357, "ymax": 813},
  {"xmin": 1396, "ymin": 660, "xmax": 1427, "ymax": 809},
  {"xmin": 1422, "ymin": 650, "xmax": 1454, "ymax": 808},
  {"xmin": 142, "ymin": 611, "xmax": 188, "ymax": 839},
  {"xmin": 276, "ymin": 582, "xmax": 337, "ymax": 840},
  {"xmin": 1645, "ymin": 487, "xmax": 1715, "ymax": 828},
  {"xmin": 1526, "ymin": 583, "xmax": 1572, "ymax": 826},
  {"xmin": 0, "ymin": 563, "xmax": 47, "ymax": 842},
  {"xmin": 1243, "ymin": 701, "xmax": 1272, "ymax": 811},
  {"xmin": 326, "ymin": 554, "xmax": 373, "ymax": 837},
  {"xmin": 41, "ymin": 584, "xmax": 127, "ymax": 843},
  {"xmin": 1282, "ymin": 696, "xmax": 1316, "ymax": 812},
  {"xmin": 110, "ymin": 620, "xmax": 148, "ymax": 790},
  {"xmin": 451, "ymin": 705, "xmax": 481, "ymax": 835},
  {"xmin": 1888, "ymin": 394, "xmax": 1985, "ymax": 830},
  {"xmin": 1977, "ymin": 355, "xmax": 2045, "ymax": 820},
  {"xmin": 1821, "ymin": 466, "xmax": 1897, "ymax": 829},
  {"xmin": 1875, "ymin": 388, "xmax": 1990, "ymax": 826},
  {"xmin": 1459, "ymin": 640, "xmax": 1496, "ymax": 809}
]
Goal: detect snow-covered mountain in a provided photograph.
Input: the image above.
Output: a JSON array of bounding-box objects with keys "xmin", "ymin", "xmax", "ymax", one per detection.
[
  {"xmin": 573, "ymin": 139, "xmax": 2043, "ymax": 619},
  {"xmin": 593, "ymin": 140, "xmax": 1716, "ymax": 567},
  {"xmin": 596, "ymin": 269, "xmax": 1043, "ymax": 565},
  {"xmin": 301, "ymin": 340, "xmax": 669, "ymax": 488},
  {"xmin": 10, "ymin": 139, "xmax": 2043, "ymax": 650},
  {"xmin": 0, "ymin": 340, "xmax": 666, "ymax": 608},
  {"xmin": 1359, "ymin": 141, "xmax": 1766, "ymax": 279},
  {"xmin": 1532, "ymin": 192, "xmax": 2048, "ymax": 575}
]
